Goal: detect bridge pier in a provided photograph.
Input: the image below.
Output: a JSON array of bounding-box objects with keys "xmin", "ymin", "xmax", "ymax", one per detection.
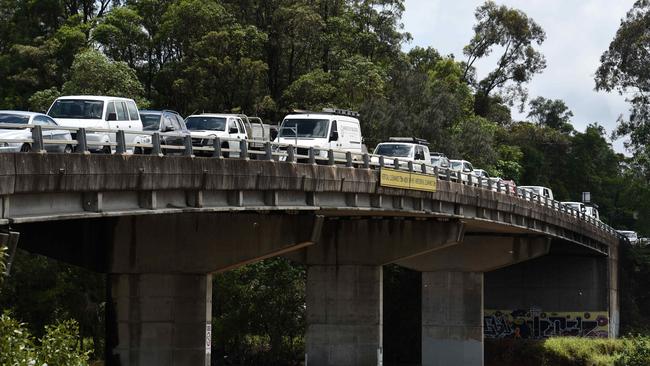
[
  {"xmin": 306, "ymin": 265, "xmax": 383, "ymax": 366},
  {"xmin": 421, "ymin": 271, "xmax": 483, "ymax": 366},
  {"xmin": 107, "ymin": 273, "xmax": 212, "ymax": 366}
]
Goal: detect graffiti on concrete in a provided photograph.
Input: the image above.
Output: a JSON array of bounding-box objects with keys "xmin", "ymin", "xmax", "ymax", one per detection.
[{"xmin": 484, "ymin": 309, "xmax": 609, "ymax": 339}]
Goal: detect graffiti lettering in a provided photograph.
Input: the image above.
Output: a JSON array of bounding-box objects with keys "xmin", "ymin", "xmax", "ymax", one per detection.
[{"xmin": 484, "ymin": 309, "xmax": 609, "ymax": 339}]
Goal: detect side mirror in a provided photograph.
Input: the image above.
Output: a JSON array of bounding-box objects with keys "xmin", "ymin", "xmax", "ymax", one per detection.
[
  {"xmin": 163, "ymin": 125, "xmax": 175, "ymax": 132},
  {"xmin": 329, "ymin": 131, "xmax": 339, "ymax": 142},
  {"xmin": 229, "ymin": 127, "xmax": 238, "ymax": 134},
  {"xmin": 107, "ymin": 112, "xmax": 117, "ymax": 121}
]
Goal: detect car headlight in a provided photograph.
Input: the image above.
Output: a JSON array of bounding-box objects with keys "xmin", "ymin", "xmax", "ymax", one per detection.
[{"xmin": 142, "ymin": 136, "xmax": 152, "ymax": 144}]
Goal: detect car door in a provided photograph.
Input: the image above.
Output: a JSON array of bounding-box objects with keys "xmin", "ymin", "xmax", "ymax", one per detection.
[
  {"xmin": 226, "ymin": 118, "xmax": 240, "ymax": 156},
  {"xmin": 328, "ymin": 120, "xmax": 340, "ymax": 151}
]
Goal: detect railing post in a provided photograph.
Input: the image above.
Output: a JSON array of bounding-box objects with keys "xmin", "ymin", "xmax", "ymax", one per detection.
[
  {"xmin": 287, "ymin": 145, "xmax": 295, "ymax": 163},
  {"xmin": 151, "ymin": 132, "xmax": 162, "ymax": 156},
  {"xmin": 433, "ymin": 166, "xmax": 439, "ymax": 177},
  {"xmin": 420, "ymin": 163, "xmax": 426, "ymax": 174},
  {"xmin": 213, "ymin": 137, "xmax": 222, "ymax": 158},
  {"xmin": 346, "ymin": 151, "xmax": 353, "ymax": 167},
  {"xmin": 363, "ymin": 153, "xmax": 370, "ymax": 169},
  {"xmin": 116, "ymin": 130, "xmax": 127, "ymax": 155},
  {"xmin": 183, "ymin": 135, "xmax": 193, "ymax": 157},
  {"xmin": 328, "ymin": 149, "xmax": 335, "ymax": 165},
  {"xmin": 497, "ymin": 181, "xmax": 502, "ymax": 193},
  {"xmin": 467, "ymin": 174, "xmax": 472, "ymax": 186},
  {"xmin": 393, "ymin": 158, "xmax": 400, "ymax": 170},
  {"xmin": 239, "ymin": 139, "xmax": 248, "ymax": 159},
  {"xmin": 76, "ymin": 128, "xmax": 89, "ymax": 154},
  {"xmin": 31, "ymin": 125, "xmax": 45, "ymax": 153},
  {"xmin": 308, "ymin": 147, "xmax": 316, "ymax": 164},
  {"xmin": 264, "ymin": 142, "xmax": 272, "ymax": 160},
  {"xmin": 408, "ymin": 161, "xmax": 414, "ymax": 172},
  {"xmin": 379, "ymin": 155, "xmax": 385, "ymax": 168},
  {"xmin": 487, "ymin": 178, "xmax": 493, "ymax": 191}
]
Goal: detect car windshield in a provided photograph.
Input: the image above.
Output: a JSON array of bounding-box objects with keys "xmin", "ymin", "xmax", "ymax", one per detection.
[
  {"xmin": 141, "ymin": 113, "xmax": 162, "ymax": 131},
  {"xmin": 374, "ymin": 144, "xmax": 412, "ymax": 158},
  {"xmin": 279, "ymin": 119, "xmax": 329, "ymax": 138},
  {"xmin": 0, "ymin": 113, "xmax": 29, "ymax": 124},
  {"xmin": 451, "ymin": 161, "xmax": 463, "ymax": 170},
  {"xmin": 186, "ymin": 116, "xmax": 226, "ymax": 131},
  {"xmin": 48, "ymin": 100, "xmax": 104, "ymax": 119}
]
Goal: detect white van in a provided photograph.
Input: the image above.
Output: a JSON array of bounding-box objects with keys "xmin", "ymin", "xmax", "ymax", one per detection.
[
  {"xmin": 518, "ymin": 185, "xmax": 554, "ymax": 202},
  {"xmin": 47, "ymin": 95, "xmax": 147, "ymax": 153},
  {"xmin": 275, "ymin": 108, "xmax": 362, "ymax": 160},
  {"xmin": 562, "ymin": 201, "xmax": 600, "ymax": 220}
]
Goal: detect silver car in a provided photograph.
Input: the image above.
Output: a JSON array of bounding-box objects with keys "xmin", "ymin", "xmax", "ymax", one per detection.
[{"xmin": 0, "ymin": 111, "xmax": 73, "ymax": 153}]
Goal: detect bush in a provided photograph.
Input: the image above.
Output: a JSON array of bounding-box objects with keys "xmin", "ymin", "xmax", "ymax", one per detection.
[
  {"xmin": 615, "ymin": 336, "xmax": 650, "ymax": 366},
  {"xmin": 0, "ymin": 311, "xmax": 90, "ymax": 366}
]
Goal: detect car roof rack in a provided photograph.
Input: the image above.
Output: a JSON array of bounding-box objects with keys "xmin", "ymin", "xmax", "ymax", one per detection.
[
  {"xmin": 388, "ymin": 137, "xmax": 429, "ymax": 145},
  {"xmin": 291, "ymin": 108, "xmax": 360, "ymax": 118}
]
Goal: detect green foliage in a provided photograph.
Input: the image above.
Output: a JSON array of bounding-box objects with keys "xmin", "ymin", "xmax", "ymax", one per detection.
[
  {"xmin": 28, "ymin": 87, "xmax": 61, "ymax": 113},
  {"xmin": 61, "ymin": 49, "xmax": 148, "ymax": 107},
  {"xmin": 463, "ymin": 1, "xmax": 546, "ymax": 115},
  {"xmin": 528, "ymin": 96, "xmax": 575, "ymax": 133},
  {"xmin": 0, "ymin": 311, "xmax": 90, "ymax": 366},
  {"xmin": 212, "ymin": 258, "xmax": 305, "ymax": 364},
  {"xmin": 615, "ymin": 336, "xmax": 650, "ymax": 366}
]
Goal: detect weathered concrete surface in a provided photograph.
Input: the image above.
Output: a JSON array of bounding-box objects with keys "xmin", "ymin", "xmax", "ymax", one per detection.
[
  {"xmin": 0, "ymin": 153, "xmax": 618, "ymax": 255},
  {"xmin": 485, "ymin": 250, "xmax": 608, "ymax": 312},
  {"xmin": 288, "ymin": 218, "xmax": 464, "ymax": 265},
  {"xmin": 107, "ymin": 273, "xmax": 212, "ymax": 366},
  {"xmin": 306, "ymin": 265, "xmax": 383, "ymax": 366},
  {"xmin": 398, "ymin": 235, "xmax": 551, "ymax": 272},
  {"xmin": 422, "ymin": 271, "xmax": 483, "ymax": 366}
]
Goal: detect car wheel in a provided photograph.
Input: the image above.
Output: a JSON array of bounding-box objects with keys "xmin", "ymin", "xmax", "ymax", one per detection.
[
  {"xmin": 134, "ymin": 146, "xmax": 144, "ymax": 155},
  {"xmin": 102, "ymin": 145, "xmax": 111, "ymax": 154},
  {"xmin": 221, "ymin": 142, "xmax": 229, "ymax": 158},
  {"xmin": 64, "ymin": 144, "xmax": 73, "ymax": 153},
  {"xmin": 20, "ymin": 144, "xmax": 31, "ymax": 152}
]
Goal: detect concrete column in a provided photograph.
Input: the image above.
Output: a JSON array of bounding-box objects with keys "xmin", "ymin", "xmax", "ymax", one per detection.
[
  {"xmin": 422, "ymin": 271, "xmax": 483, "ymax": 366},
  {"xmin": 306, "ymin": 265, "xmax": 383, "ymax": 366},
  {"xmin": 107, "ymin": 273, "xmax": 212, "ymax": 366}
]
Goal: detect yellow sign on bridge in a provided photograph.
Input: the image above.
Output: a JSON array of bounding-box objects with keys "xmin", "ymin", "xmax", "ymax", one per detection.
[{"xmin": 380, "ymin": 168, "xmax": 437, "ymax": 192}]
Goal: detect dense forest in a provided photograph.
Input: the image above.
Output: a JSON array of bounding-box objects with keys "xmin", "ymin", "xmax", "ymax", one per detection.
[{"xmin": 1, "ymin": 0, "xmax": 650, "ymax": 364}]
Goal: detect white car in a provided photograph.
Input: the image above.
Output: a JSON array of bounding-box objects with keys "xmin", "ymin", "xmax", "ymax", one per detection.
[
  {"xmin": 449, "ymin": 159, "xmax": 475, "ymax": 183},
  {"xmin": 275, "ymin": 108, "xmax": 362, "ymax": 161},
  {"xmin": 47, "ymin": 95, "xmax": 148, "ymax": 153},
  {"xmin": 372, "ymin": 137, "xmax": 431, "ymax": 170},
  {"xmin": 430, "ymin": 153, "xmax": 450, "ymax": 169},
  {"xmin": 0, "ymin": 111, "xmax": 73, "ymax": 153},
  {"xmin": 518, "ymin": 185, "xmax": 554, "ymax": 201},
  {"xmin": 617, "ymin": 230, "xmax": 638, "ymax": 244},
  {"xmin": 562, "ymin": 202, "xmax": 600, "ymax": 221},
  {"xmin": 185, "ymin": 114, "xmax": 248, "ymax": 157}
]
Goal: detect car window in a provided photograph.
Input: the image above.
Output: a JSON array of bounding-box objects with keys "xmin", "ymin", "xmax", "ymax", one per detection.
[
  {"xmin": 115, "ymin": 101, "xmax": 129, "ymax": 121},
  {"xmin": 170, "ymin": 114, "xmax": 182, "ymax": 131},
  {"xmin": 467, "ymin": 163, "xmax": 474, "ymax": 171},
  {"xmin": 228, "ymin": 119, "xmax": 238, "ymax": 133},
  {"xmin": 33, "ymin": 116, "xmax": 54, "ymax": 126},
  {"xmin": 48, "ymin": 99, "xmax": 103, "ymax": 119},
  {"xmin": 162, "ymin": 113, "xmax": 175, "ymax": 131},
  {"xmin": 127, "ymin": 101, "xmax": 139, "ymax": 121},
  {"xmin": 106, "ymin": 102, "xmax": 116, "ymax": 120},
  {"xmin": 175, "ymin": 114, "xmax": 186, "ymax": 130},
  {"xmin": 236, "ymin": 118, "xmax": 246, "ymax": 133}
]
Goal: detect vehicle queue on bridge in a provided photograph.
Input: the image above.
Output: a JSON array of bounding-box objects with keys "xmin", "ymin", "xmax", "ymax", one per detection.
[{"xmin": 0, "ymin": 94, "xmax": 643, "ymax": 245}]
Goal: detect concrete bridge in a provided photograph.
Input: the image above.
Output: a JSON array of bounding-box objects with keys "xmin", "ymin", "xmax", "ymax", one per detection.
[{"xmin": 0, "ymin": 152, "xmax": 619, "ymax": 366}]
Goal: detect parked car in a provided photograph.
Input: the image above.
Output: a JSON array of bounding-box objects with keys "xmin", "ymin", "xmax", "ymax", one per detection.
[
  {"xmin": 562, "ymin": 202, "xmax": 601, "ymax": 221},
  {"xmin": 275, "ymin": 108, "xmax": 362, "ymax": 161},
  {"xmin": 186, "ymin": 113, "xmax": 248, "ymax": 157},
  {"xmin": 139, "ymin": 110, "xmax": 190, "ymax": 154},
  {"xmin": 372, "ymin": 137, "xmax": 431, "ymax": 169},
  {"xmin": 617, "ymin": 230, "xmax": 639, "ymax": 245},
  {"xmin": 518, "ymin": 185, "xmax": 554, "ymax": 201},
  {"xmin": 496, "ymin": 178, "xmax": 517, "ymax": 194},
  {"xmin": 449, "ymin": 159, "xmax": 475, "ymax": 183},
  {"xmin": 0, "ymin": 111, "xmax": 73, "ymax": 153},
  {"xmin": 430, "ymin": 153, "xmax": 450, "ymax": 169},
  {"xmin": 47, "ymin": 95, "xmax": 149, "ymax": 153}
]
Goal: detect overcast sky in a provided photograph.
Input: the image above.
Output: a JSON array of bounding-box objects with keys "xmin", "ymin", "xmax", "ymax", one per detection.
[{"xmin": 402, "ymin": 0, "xmax": 635, "ymax": 154}]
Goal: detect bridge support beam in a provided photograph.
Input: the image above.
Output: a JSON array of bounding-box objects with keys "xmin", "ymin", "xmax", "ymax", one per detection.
[
  {"xmin": 306, "ymin": 265, "xmax": 383, "ymax": 366},
  {"xmin": 422, "ymin": 271, "xmax": 483, "ymax": 366},
  {"xmin": 107, "ymin": 273, "xmax": 212, "ymax": 366}
]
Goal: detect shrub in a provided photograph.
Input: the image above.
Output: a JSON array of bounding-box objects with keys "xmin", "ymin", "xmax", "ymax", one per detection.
[{"xmin": 615, "ymin": 336, "xmax": 650, "ymax": 366}]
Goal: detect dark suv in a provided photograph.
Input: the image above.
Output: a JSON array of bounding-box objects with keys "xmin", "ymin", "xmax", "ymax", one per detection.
[{"xmin": 139, "ymin": 110, "xmax": 190, "ymax": 154}]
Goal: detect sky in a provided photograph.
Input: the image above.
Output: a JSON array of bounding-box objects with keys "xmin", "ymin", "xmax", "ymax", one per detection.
[{"xmin": 402, "ymin": 0, "xmax": 635, "ymax": 154}]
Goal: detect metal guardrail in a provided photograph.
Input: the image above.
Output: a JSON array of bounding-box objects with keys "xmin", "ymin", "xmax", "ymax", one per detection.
[{"xmin": 0, "ymin": 123, "xmax": 618, "ymax": 236}]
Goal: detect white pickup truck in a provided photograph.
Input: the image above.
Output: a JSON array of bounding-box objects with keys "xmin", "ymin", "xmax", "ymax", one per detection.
[{"xmin": 372, "ymin": 137, "xmax": 431, "ymax": 170}]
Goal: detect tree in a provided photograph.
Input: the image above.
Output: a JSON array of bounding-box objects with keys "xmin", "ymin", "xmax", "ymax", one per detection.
[
  {"xmin": 596, "ymin": 0, "xmax": 650, "ymax": 162},
  {"xmin": 61, "ymin": 48, "xmax": 147, "ymax": 106},
  {"xmin": 463, "ymin": 1, "xmax": 546, "ymax": 116},
  {"xmin": 527, "ymin": 96, "xmax": 574, "ymax": 133}
]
